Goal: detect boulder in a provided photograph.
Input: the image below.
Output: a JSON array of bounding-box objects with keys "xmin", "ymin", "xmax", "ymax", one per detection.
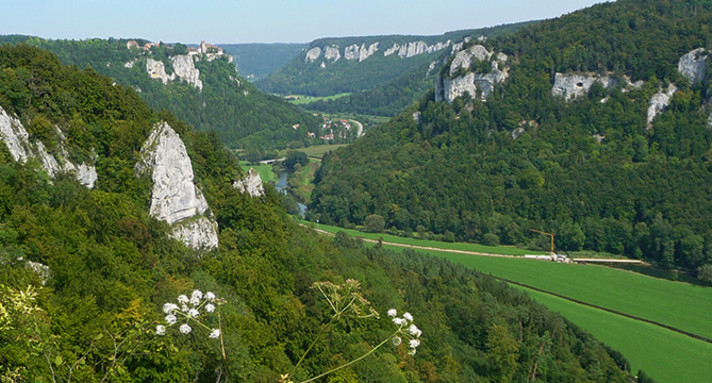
[{"xmin": 233, "ymin": 167, "xmax": 265, "ymax": 197}]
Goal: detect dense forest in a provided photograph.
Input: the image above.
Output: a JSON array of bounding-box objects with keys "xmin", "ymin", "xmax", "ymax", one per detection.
[
  {"xmin": 0, "ymin": 36, "xmax": 321, "ymax": 151},
  {"xmin": 0, "ymin": 45, "xmax": 639, "ymax": 381},
  {"xmin": 220, "ymin": 43, "xmax": 307, "ymax": 81},
  {"xmin": 310, "ymin": 0, "xmax": 712, "ymax": 274},
  {"xmin": 301, "ymin": 22, "xmax": 534, "ymax": 117}
]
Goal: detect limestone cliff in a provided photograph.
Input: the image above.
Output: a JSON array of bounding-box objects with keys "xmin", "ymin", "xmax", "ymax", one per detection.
[
  {"xmin": 135, "ymin": 122, "xmax": 218, "ymax": 250},
  {"xmin": 647, "ymin": 84, "xmax": 678, "ymax": 126},
  {"xmin": 435, "ymin": 44, "xmax": 509, "ymax": 103},
  {"xmin": 233, "ymin": 167, "xmax": 264, "ymax": 197},
  {"xmin": 678, "ymin": 48, "xmax": 707, "ymax": 85},
  {"xmin": 0, "ymin": 106, "xmax": 97, "ymax": 188},
  {"xmin": 146, "ymin": 55, "xmax": 203, "ymax": 91}
]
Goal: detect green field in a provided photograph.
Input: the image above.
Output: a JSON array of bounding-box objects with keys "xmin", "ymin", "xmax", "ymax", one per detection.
[
  {"xmin": 238, "ymin": 161, "xmax": 277, "ymax": 183},
  {"xmin": 287, "ymin": 93, "xmax": 351, "ymax": 105},
  {"xmin": 422, "ymin": 250, "xmax": 712, "ymax": 341},
  {"xmin": 307, "ymin": 222, "xmax": 712, "ymax": 382},
  {"xmin": 305, "ymin": 221, "xmax": 547, "ymax": 256},
  {"xmin": 518, "ymin": 287, "xmax": 712, "ymax": 383},
  {"xmin": 280, "ymin": 144, "xmax": 348, "ymax": 160}
]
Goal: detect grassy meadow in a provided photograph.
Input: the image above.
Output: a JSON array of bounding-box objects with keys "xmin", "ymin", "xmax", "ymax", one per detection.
[
  {"xmin": 238, "ymin": 161, "xmax": 277, "ymax": 183},
  {"xmin": 305, "ymin": 222, "xmax": 712, "ymax": 382}
]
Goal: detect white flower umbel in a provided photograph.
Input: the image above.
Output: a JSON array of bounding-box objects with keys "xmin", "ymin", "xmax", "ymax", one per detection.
[
  {"xmin": 403, "ymin": 312, "xmax": 413, "ymax": 322},
  {"xmin": 387, "ymin": 308, "xmax": 397, "ymax": 317},
  {"xmin": 179, "ymin": 323, "xmax": 192, "ymax": 334},
  {"xmin": 156, "ymin": 291, "xmax": 224, "ymax": 340},
  {"xmin": 390, "ymin": 309, "xmax": 423, "ymax": 356}
]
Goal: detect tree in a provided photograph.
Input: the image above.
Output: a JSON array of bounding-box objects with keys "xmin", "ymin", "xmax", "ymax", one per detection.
[
  {"xmin": 284, "ymin": 150, "xmax": 308, "ymax": 171},
  {"xmin": 364, "ymin": 214, "xmax": 385, "ymax": 233}
]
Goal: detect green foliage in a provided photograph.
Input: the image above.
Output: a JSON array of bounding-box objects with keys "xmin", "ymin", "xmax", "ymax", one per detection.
[
  {"xmin": 221, "ymin": 43, "xmax": 308, "ymax": 81},
  {"xmin": 364, "ymin": 214, "xmax": 386, "ymax": 233},
  {"xmin": 284, "ymin": 150, "xmax": 309, "ymax": 171},
  {"xmin": 0, "ymin": 36, "xmax": 321, "ymax": 152},
  {"xmin": 311, "ymin": 0, "xmax": 712, "ymax": 270}
]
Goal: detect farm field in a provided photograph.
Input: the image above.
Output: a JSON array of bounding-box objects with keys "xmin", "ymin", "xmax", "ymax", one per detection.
[
  {"xmin": 307, "ymin": 224, "xmax": 712, "ymax": 382},
  {"xmin": 287, "ymin": 93, "xmax": 351, "ymax": 105},
  {"xmin": 519, "ymin": 287, "xmax": 712, "ymax": 383},
  {"xmin": 424, "ymin": 250, "xmax": 712, "ymax": 341},
  {"xmin": 303, "ymin": 221, "xmax": 547, "ymax": 256}
]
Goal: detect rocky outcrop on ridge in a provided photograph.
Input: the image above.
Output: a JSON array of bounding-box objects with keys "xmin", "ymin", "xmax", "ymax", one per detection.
[
  {"xmin": 304, "ymin": 39, "xmax": 451, "ymax": 67},
  {"xmin": 146, "ymin": 55, "xmax": 203, "ymax": 91},
  {"xmin": 233, "ymin": 167, "xmax": 264, "ymax": 197},
  {"xmin": 345, "ymin": 42, "xmax": 380, "ymax": 62},
  {"xmin": 0, "ymin": 107, "xmax": 97, "ymax": 188},
  {"xmin": 550, "ymin": 73, "xmax": 627, "ymax": 101},
  {"xmin": 678, "ymin": 48, "xmax": 708, "ymax": 85},
  {"xmin": 135, "ymin": 122, "xmax": 218, "ymax": 250},
  {"xmin": 647, "ymin": 84, "xmax": 678, "ymax": 126},
  {"xmin": 435, "ymin": 44, "xmax": 509, "ymax": 103}
]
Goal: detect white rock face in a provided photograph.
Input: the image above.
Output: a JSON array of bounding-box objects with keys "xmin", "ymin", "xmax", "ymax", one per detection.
[
  {"xmin": 324, "ymin": 45, "xmax": 341, "ymax": 61},
  {"xmin": 436, "ymin": 45, "xmax": 509, "ymax": 103},
  {"xmin": 384, "ymin": 43, "xmax": 400, "ymax": 56},
  {"xmin": 136, "ymin": 122, "xmax": 218, "ymax": 250},
  {"xmin": 0, "ymin": 107, "xmax": 97, "ymax": 188},
  {"xmin": 647, "ymin": 84, "xmax": 678, "ymax": 125},
  {"xmin": 344, "ymin": 44, "xmax": 360, "ymax": 60},
  {"xmin": 26, "ymin": 261, "xmax": 51, "ymax": 285},
  {"xmin": 146, "ymin": 58, "xmax": 175, "ymax": 85},
  {"xmin": 233, "ymin": 167, "xmax": 264, "ymax": 197},
  {"xmin": 678, "ymin": 48, "xmax": 707, "ymax": 85},
  {"xmin": 171, "ymin": 55, "xmax": 203, "ymax": 91},
  {"xmin": 360, "ymin": 42, "xmax": 379, "ymax": 62},
  {"xmin": 551, "ymin": 73, "xmax": 598, "ymax": 101},
  {"xmin": 305, "ymin": 47, "xmax": 322, "ymax": 63},
  {"xmin": 170, "ymin": 217, "xmax": 219, "ymax": 250}
]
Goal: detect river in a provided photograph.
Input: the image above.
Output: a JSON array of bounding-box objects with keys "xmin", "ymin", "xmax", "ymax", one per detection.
[{"xmin": 275, "ymin": 172, "xmax": 307, "ymax": 217}]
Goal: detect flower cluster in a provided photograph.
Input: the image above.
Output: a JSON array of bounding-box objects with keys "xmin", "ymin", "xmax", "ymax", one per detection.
[
  {"xmin": 156, "ymin": 289, "xmax": 220, "ymax": 339},
  {"xmin": 388, "ymin": 309, "xmax": 422, "ymax": 355}
]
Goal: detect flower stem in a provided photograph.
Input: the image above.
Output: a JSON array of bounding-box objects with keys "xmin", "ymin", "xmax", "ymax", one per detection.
[{"xmin": 299, "ymin": 329, "xmax": 400, "ymax": 383}]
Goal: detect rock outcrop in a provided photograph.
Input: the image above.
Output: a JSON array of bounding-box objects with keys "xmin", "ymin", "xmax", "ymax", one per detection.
[
  {"xmin": 324, "ymin": 45, "xmax": 341, "ymax": 61},
  {"xmin": 0, "ymin": 107, "xmax": 97, "ymax": 188},
  {"xmin": 678, "ymin": 48, "xmax": 707, "ymax": 85},
  {"xmin": 146, "ymin": 56, "xmax": 202, "ymax": 91},
  {"xmin": 383, "ymin": 40, "xmax": 451, "ymax": 58},
  {"xmin": 171, "ymin": 55, "xmax": 203, "ymax": 91},
  {"xmin": 551, "ymin": 73, "xmax": 627, "ymax": 101},
  {"xmin": 344, "ymin": 42, "xmax": 380, "ymax": 62},
  {"xmin": 435, "ymin": 45, "xmax": 509, "ymax": 103},
  {"xmin": 305, "ymin": 47, "xmax": 322, "ymax": 63},
  {"xmin": 233, "ymin": 167, "xmax": 264, "ymax": 197},
  {"xmin": 647, "ymin": 84, "xmax": 678, "ymax": 126},
  {"xmin": 135, "ymin": 122, "xmax": 218, "ymax": 250}
]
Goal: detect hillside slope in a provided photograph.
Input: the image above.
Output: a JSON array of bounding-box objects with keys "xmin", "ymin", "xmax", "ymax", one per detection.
[
  {"xmin": 310, "ymin": 0, "xmax": 712, "ymax": 272},
  {"xmin": 0, "ymin": 36, "xmax": 321, "ymax": 151},
  {"xmin": 220, "ymin": 42, "xmax": 307, "ymax": 81},
  {"xmin": 0, "ymin": 45, "xmax": 635, "ymax": 382}
]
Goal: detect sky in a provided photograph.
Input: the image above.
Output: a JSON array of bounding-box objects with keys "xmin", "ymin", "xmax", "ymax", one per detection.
[{"xmin": 1, "ymin": 0, "xmax": 611, "ymax": 44}]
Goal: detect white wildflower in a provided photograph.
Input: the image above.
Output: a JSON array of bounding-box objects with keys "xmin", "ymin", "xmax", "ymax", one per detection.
[
  {"xmin": 181, "ymin": 304, "xmax": 189, "ymax": 312},
  {"xmin": 205, "ymin": 291, "xmax": 216, "ymax": 301},
  {"xmin": 403, "ymin": 312, "xmax": 413, "ymax": 322},
  {"xmin": 163, "ymin": 303, "xmax": 178, "ymax": 314},
  {"xmin": 190, "ymin": 296, "xmax": 201, "ymax": 306},
  {"xmin": 409, "ymin": 324, "xmax": 422, "ymax": 337},
  {"xmin": 392, "ymin": 336, "xmax": 402, "ymax": 346},
  {"xmin": 408, "ymin": 349, "xmax": 417, "ymax": 356},
  {"xmin": 387, "ymin": 308, "xmax": 397, "ymax": 317},
  {"xmin": 191, "ymin": 290, "xmax": 203, "ymax": 301},
  {"xmin": 188, "ymin": 308, "xmax": 200, "ymax": 318},
  {"xmin": 205, "ymin": 303, "xmax": 215, "ymax": 313},
  {"xmin": 179, "ymin": 323, "xmax": 192, "ymax": 334},
  {"xmin": 155, "ymin": 325, "xmax": 166, "ymax": 335},
  {"xmin": 177, "ymin": 294, "xmax": 189, "ymax": 304},
  {"xmin": 209, "ymin": 329, "xmax": 221, "ymax": 339},
  {"xmin": 393, "ymin": 317, "xmax": 405, "ymax": 326},
  {"xmin": 409, "ymin": 339, "xmax": 420, "ymax": 349},
  {"xmin": 165, "ymin": 314, "xmax": 177, "ymax": 325}
]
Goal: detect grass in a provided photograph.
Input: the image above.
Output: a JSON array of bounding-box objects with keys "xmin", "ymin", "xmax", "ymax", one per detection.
[
  {"xmin": 518, "ymin": 287, "xmax": 712, "ymax": 383},
  {"xmin": 306, "ymin": 222, "xmax": 712, "ymax": 382},
  {"xmin": 287, "ymin": 93, "xmax": 351, "ymax": 105},
  {"xmin": 279, "ymin": 144, "xmax": 348, "ymax": 160},
  {"xmin": 238, "ymin": 161, "xmax": 276, "ymax": 183},
  {"xmin": 304, "ymin": 221, "xmax": 547, "ymax": 256},
  {"xmin": 290, "ymin": 159, "xmax": 319, "ymax": 201}
]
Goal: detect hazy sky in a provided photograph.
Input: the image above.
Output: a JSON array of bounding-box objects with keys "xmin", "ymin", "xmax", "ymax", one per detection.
[{"xmin": 1, "ymin": 0, "xmax": 610, "ymax": 44}]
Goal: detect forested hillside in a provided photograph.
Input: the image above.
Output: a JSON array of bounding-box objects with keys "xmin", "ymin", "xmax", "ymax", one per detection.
[
  {"xmin": 257, "ymin": 25, "xmax": 530, "ymax": 99},
  {"xmin": 0, "ymin": 45, "xmax": 637, "ymax": 381},
  {"xmin": 220, "ymin": 43, "xmax": 307, "ymax": 81},
  {"xmin": 302, "ymin": 22, "xmax": 534, "ymax": 117},
  {"xmin": 310, "ymin": 0, "xmax": 712, "ymax": 273},
  {"xmin": 0, "ymin": 35, "xmax": 321, "ymax": 151}
]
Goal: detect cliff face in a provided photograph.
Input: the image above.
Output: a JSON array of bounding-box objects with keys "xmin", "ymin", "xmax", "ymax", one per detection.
[
  {"xmin": 435, "ymin": 44, "xmax": 509, "ymax": 103},
  {"xmin": 0, "ymin": 106, "xmax": 97, "ymax": 188},
  {"xmin": 135, "ymin": 122, "xmax": 218, "ymax": 250},
  {"xmin": 146, "ymin": 55, "xmax": 203, "ymax": 91},
  {"xmin": 233, "ymin": 167, "xmax": 264, "ymax": 197}
]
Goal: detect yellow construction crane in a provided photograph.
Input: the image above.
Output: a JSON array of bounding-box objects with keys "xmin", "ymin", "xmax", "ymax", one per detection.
[{"xmin": 530, "ymin": 229, "xmax": 555, "ymax": 255}]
